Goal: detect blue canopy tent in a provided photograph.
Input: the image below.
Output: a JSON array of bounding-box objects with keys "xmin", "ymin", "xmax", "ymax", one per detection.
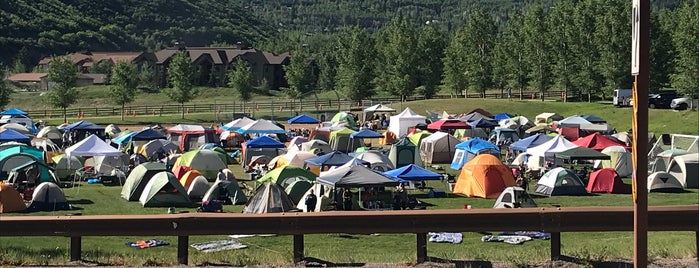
[
  {"xmin": 305, "ymin": 151, "xmax": 370, "ymax": 170},
  {"xmin": 383, "ymin": 164, "xmax": 443, "ymax": 183},
  {"xmin": 467, "ymin": 118, "xmax": 499, "ymax": 129},
  {"xmin": 509, "ymin": 133, "xmax": 554, "ymax": 152},
  {"xmin": 0, "ymin": 129, "xmax": 31, "ymax": 144},
  {"xmin": 450, "ymin": 138, "xmax": 500, "ymax": 170},
  {"xmin": 576, "ymin": 114, "xmax": 607, "ymax": 124},
  {"xmin": 349, "ymin": 129, "xmax": 384, "ymax": 152},
  {"xmin": 130, "ymin": 128, "xmax": 166, "ymax": 141},
  {"xmin": 244, "ymin": 136, "xmax": 285, "ymax": 148},
  {"xmin": 287, "ymin": 114, "xmax": 320, "ymax": 125},
  {"xmin": 1, "ymin": 108, "xmax": 29, "ymax": 116},
  {"xmin": 494, "ymin": 113, "xmax": 515, "ymax": 121},
  {"xmin": 242, "ymin": 136, "xmax": 285, "ymax": 167},
  {"xmin": 63, "ymin": 120, "xmax": 104, "ymax": 131}
]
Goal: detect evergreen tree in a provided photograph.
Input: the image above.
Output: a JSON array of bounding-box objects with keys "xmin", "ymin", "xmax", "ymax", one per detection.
[
  {"xmin": 442, "ymin": 28, "xmax": 469, "ymax": 96},
  {"xmin": 316, "ymin": 42, "xmax": 338, "ymax": 92},
  {"xmin": 335, "ymin": 26, "xmax": 375, "ymax": 102},
  {"xmin": 462, "ymin": 8, "xmax": 496, "ymax": 97},
  {"xmin": 110, "ymin": 61, "xmax": 139, "ymax": 120},
  {"xmin": 491, "ymin": 31, "xmax": 509, "ymax": 98},
  {"xmin": 594, "ymin": 0, "xmax": 631, "ymax": 99},
  {"xmin": 670, "ymin": 1, "xmax": 699, "ymax": 98},
  {"xmin": 0, "ymin": 65, "xmax": 12, "ymax": 110},
  {"xmin": 227, "ymin": 60, "xmax": 254, "ymax": 114},
  {"xmin": 373, "ymin": 17, "xmax": 419, "ymax": 101},
  {"xmin": 649, "ymin": 11, "xmax": 675, "ymax": 91},
  {"xmin": 522, "ymin": 4, "xmax": 551, "ymax": 101},
  {"xmin": 548, "ymin": 1, "xmax": 575, "ymax": 102},
  {"xmin": 139, "ymin": 62, "xmax": 159, "ymax": 92},
  {"xmin": 11, "ymin": 59, "xmax": 26, "ymax": 74},
  {"xmin": 570, "ymin": 0, "xmax": 601, "ymax": 102},
  {"xmin": 416, "ymin": 23, "xmax": 446, "ymax": 99},
  {"xmin": 46, "ymin": 57, "xmax": 79, "ymax": 122},
  {"xmin": 165, "ymin": 51, "xmax": 198, "ymax": 119}
]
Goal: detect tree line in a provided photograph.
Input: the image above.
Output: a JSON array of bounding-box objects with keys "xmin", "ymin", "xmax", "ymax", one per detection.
[{"xmin": 274, "ymin": 0, "xmax": 697, "ymax": 102}]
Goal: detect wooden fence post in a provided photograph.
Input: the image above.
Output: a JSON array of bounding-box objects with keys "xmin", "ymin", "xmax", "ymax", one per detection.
[
  {"xmin": 416, "ymin": 233, "xmax": 427, "ymax": 263},
  {"xmin": 550, "ymin": 232, "xmax": 561, "ymax": 260},
  {"xmin": 70, "ymin": 236, "xmax": 81, "ymax": 261},
  {"xmin": 293, "ymin": 234, "xmax": 304, "ymax": 263},
  {"xmin": 178, "ymin": 235, "xmax": 188, "ymax": 265}
]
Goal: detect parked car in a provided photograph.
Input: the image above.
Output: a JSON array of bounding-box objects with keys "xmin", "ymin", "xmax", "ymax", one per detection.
[
  {"xmin": 670, "ymin": 97, "xmax": 698, "ymax": 110},
  {"xmin": 648, "ymin": 91, "xmax": 678, "ymax": 109}
]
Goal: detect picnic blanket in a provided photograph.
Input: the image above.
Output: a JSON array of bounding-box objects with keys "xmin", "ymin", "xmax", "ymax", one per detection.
[
  {"xmin": 428, "ymin": 232, "xmax": 462, "ymax": 244},
  {"xmin": 481, "ymin": 235, "xmax": 532, "ymax": 245},
  {"xmin": 126, "ymin": 239, "xmax": 169, "ymax": 249},
  {"xmin": 499, "ymin": 231, "xmax": 551, "ymax": 240},
  {"xmin": 190, "ymin": 239, "xmax": 247, "ymax": 252}
]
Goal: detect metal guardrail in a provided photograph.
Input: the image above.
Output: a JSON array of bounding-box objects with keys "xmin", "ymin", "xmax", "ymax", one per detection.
[
  {"xmin": 25, "ymin": 90, "xmax": 566, "ymax": 119},
  {"xmin": 0, "ymin": 205, "xmax": 696, "ymax": 265}
]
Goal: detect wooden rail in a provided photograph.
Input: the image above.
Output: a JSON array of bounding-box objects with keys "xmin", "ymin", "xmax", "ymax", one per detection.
[{"xmin": 1, "ymin": 205, "xmax": 696, "ymax": 265}]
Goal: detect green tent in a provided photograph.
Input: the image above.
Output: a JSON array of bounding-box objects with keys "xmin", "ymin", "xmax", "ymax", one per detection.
[
  {"xmin": 9, "ymin": 160, "xmax": 57, "ymax": 184},
  {"xmin": 285, "ymin": 180, "xmax": 313, "ymax": 204},
  {"xmin": 0, "ymin": 145, "xmax": 45, "ymax": 175},
  {"xmin": 175, "ymin": 149, "xmax": 227, "ymax": 179},
  {"xmin": 331, "ymin": 112, "xmax": 357, "ymax": 127},
  {"xmin": 329, "ymin": 128, "xmax": 358, "ymax": 153},
  {"xmin": 202, "ymin": 180, "xmax": 248, "ymax": 205},
  {"xmin": 257, "ymin": 166, "xmax": 317, "ymax": 185},
  {"xmin": 121, "ymin": 162, "xmax": 167, "ymax": 201},
  {"xmin": 138, "ymin": 171, "xmax": 193, "ymax": 207},
  {"xmin": 389, "ymin": 138, "xmax": 421, "ymax": 168},
  {"xmin": 51, "ymin": 154, "xmax": 84, "ymax": 180},
  {"xmin": 408, "ymin": 131, "xmax": 431, "ymax": 146}
]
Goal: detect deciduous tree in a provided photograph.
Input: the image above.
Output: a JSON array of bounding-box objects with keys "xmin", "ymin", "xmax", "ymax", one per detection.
[
  {"xmin": 416, "ymin": 23, "xmax": 446, "ymax": 99},
  {"xmin": 110, "ymin": 61, "xmax": 139, "ymax": 120},
  {"xmin": 462, "ymin": 8, "xmax": 496, "ymax": 97},
  {"xmin": 670, "ymin": 1, "xmax": 699, "ymax": 98},
  {"xmin": 227, "ymin": 60, "xmax": 253, "ymax": 114},
  {"xmin": 442, "ymin": 28, "xmax": 469, "ymax": 96},
  {"xmin": 335, "ymin": 26, "xmax": 375, "ymax": 102},
  {"xmin": 166, "ymin": 51, "xmax": 197, "ymax": 119},
  {"xmin": 522, "ymin": 4, "xmax": 552, "ymax": 101},
  {"xmin": 46, "ymin": 57, "xmax": 79, "ymax": 122}
]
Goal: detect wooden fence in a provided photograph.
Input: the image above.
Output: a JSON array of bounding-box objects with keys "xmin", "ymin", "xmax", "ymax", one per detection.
[{"xmin": 0, "ymin": 204, "xmax": 696, "ymax": 265}]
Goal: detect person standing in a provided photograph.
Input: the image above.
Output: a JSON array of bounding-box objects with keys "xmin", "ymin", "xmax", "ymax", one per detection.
[
  {"xmin": 342, "ymin": 189, "xmax": 353, "ymax": 210},
  {"xmin": 305, "ymin": 189, "xmax": 318, "ymax": 212}
]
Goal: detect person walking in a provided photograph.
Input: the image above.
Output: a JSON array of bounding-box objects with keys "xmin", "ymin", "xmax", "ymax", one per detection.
[{"xmin": 305, "ymin": 189, "xmax": 318, "ymax": 212}]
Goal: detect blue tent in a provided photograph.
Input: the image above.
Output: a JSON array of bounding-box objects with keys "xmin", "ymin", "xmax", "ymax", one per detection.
[
  {"xmin": 1, "ymin": 108, "xmax": 29, "ymax": 116},
  {"xmin": 305, "ymin": 151, "xmax": 369, "ymax": 168},
  {"xmin": 63, "ymin": 120, "xmax": 104, "ymax": 131},
  {"xmin": 244, "ymin": 136, "xmax": 285, "ymax": 148},
  {"xmin": 112, "ymin": 132, "xmax": 136, "ymax": 145},
  {"xmin": 450, "ymin": 138, "xmax": 500, "ymax": 170},
  {"xmin": 383, "ymin": 164, "xmax": 442, "ymax": 183},
  {"xmin": 494, "ymin": 113, "xmax": 515, "ymax": 121},
  {"xmin": 287, "ymin": 114, "xmax": 320, "ymax": 124},
  {"xmin": 350, "ymin": 129, "xmax": 383, "ymax": 139},
  {"xmin": 509, "ymin": 133, "xmax": 554, "ymax": 151},
  {"xmin": 130, "ymin": 128, "xmax": 166, "ymax": 141},
  {"xmin": 0, "ymin": 129, "xmax": 31, "ymax": 143},
  {"xmin": 467, "ymin": 118, "xmax": 499, "ymax": 129},
  {"xmin": 576, "ymin": 114, "xmax": 607, "ymax": 123}
]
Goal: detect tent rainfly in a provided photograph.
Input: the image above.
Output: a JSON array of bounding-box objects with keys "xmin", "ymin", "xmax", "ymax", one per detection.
[
  {"xmin": 316, "ymin": 164, "xmax": 399, "ymax": 188},
  {"xmin": 287, "ymin": 114, "xmax": 320, "ymax": 125},
  {"xmin": 222, "ymin": 117, "xmax": 255, "ymax": 131},
  {"xmin": 236, "ymin": 119, "xmax": 285, "ymax": 134}
]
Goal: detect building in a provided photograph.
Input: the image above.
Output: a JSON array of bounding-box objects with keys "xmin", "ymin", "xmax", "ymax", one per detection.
[
  {"xmin": 154, "ymin": 46, "xmax": 289, "ymax": 89},
  {"xmin": 37, "ymin": 51, "xmax": 157, "ymax": 74},
  {"xmin": 7, "ymin": 73, "xmax": 95, "ymax": 91}
]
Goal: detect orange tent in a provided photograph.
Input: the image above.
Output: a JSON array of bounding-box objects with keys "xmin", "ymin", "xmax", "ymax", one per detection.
[
  {"xmin": 453, "ymin": 154, "xmax": 515, "ymax": 199},
  {"xmin": 380, "ymin": 131, "xmax": 397, "ymax": 145},
  {"xmin": 0, "ymin": 183, "xmax": 26, "ymax": 213},
  {"xmin": 179, "ymin": 170, "xmax": 204, "ymax": 188}
]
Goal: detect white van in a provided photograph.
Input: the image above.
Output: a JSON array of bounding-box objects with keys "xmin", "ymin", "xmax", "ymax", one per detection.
[{"xmin": 613, "ymin": 89, "xmax": 632, "ymax": 107}]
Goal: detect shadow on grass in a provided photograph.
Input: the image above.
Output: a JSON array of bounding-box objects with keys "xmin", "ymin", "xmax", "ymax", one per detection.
[
  {"xmin": 426, "ymin": 256, "xmax": 494, "ymax": 268},
  {"xmin": 68, "ymin": 199, "xmax": 94, "ymax": 205},
  {"xmin": 556, "ymin": 255, "xmax": 633, "ymax": 268},
  {"xmin": 301, "ymin": 256, "xmax": 365, "ymax": 267}
]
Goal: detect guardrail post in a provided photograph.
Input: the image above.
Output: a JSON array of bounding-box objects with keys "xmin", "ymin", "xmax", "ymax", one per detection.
[
  {"xmin": 416, "ymin": 233, "xmax": 427, "ymax": 263},
  {"xmin": 293, "ymin": 234, "xmax": 304, "ymax": 263},
  {"xmin": 177, "ymin": 235, "xmax": 188, "ymax": 265},
  {"xmin": 70, "ymin": 236, "xmax": 81, "ymax": 261},
  {"xmin": 550, "ymin": 232, "xmax": 561, "ymax": 260}
]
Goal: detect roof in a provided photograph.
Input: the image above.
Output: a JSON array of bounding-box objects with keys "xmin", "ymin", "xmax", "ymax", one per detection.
[
  {"xmin": 8, "ymin": 73, "xmax": 47, "ymax": 82},
  {"xmin": 39, "ymin": 51, "xmax": 149, "ymax": 65},
  {"xmin": 63, "ymin": 120, "xmax": 104, "ymax": 131},
  {"xmin": 154, "ymin": 47, "xmax": 290, "ymax": 66},
  {"xmin": 1, "ymin": 108, "xmax": 29, "ymax": 116}
]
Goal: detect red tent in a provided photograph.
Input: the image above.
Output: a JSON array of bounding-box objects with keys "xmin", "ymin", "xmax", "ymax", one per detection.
[
  {"xmin": 427, "ymin": 119, "xmax": 469, "ymax": 131},
  {"xmin": 586, "ymin": 168, "xmax": 631, "ymax": 194},
  {"xmin": 573, "ymin": 133, "xmax": 629, "ymax": 151}
]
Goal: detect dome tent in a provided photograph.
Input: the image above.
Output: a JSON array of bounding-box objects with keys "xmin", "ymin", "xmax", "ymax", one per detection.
[
  {"xmin": 28, "ymin": 182, "xmax": 70, "ymax": 211},
  {"xmin": 586, "ymin": 168, "xmax": 631, "ymax": 194},
  {"xmin": 0, "ymin": 183, "xmax": 26, "ymax": 213},
  {"xmin": 453, "ymin": 154, "xmax": 515, "ymax": 199},
  {"xmin": 121, "ymin": 162, "xmax": 167, "ymax": 201},
  {"xmin": 388, "ymin": 138, "xmax": 420, "ymax": 168},
  {"xmin": 202, "ymin": 180, "xmax": 247, "ymax": 205},
  {"xmin": 243, "ymin": 182, "xmax": 297, "ymax": 213},
  {"xmin": 535, "ymin": 167, "xmax": 587, "ymax": 196},
  {"xmin": 647, "ymin": 172, "xmax": 684, "ymax": 192},
  {"xmin": 138, "ymin": 172, "xmax": 193, "ymax": 207},
  {"xmin": 666, "ymin": 153, "xmax": 699, "ymax": 188}
]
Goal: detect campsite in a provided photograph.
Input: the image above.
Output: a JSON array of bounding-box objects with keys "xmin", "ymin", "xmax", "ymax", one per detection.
[{"xmin": 0, "ymin": 98, "xmax": 697, "ymax": 266}]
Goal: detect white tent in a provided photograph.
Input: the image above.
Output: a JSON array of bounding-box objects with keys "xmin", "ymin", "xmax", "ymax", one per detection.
[
  {"xmin": 65, "ymin": 134, "xmax": 122, "ymax": 158},
  {"xmin": 363, "ymin": 104, "xmax": 396, "ymax": 122},
  {"xmin": 666, "ymin": 153, "xmax": 699, "ymax": 188},
  {"xmin": 557, "ymin": 116, "xmax": 592, "ymax": 126},
  {"xmin": 594, "ymin": 146, "xmax": 632, "ymax": 177},
  {"xmin": 526, "ymin": 136, "xmax": 578, "ymax": 158},
  {"xmin": 388, "ymin": 108, "xmax": 426, "ymax": 138},
  {"xmin": 353, "ymin": 151, "xmax": 395, "ymax": 171},
  {"xmin": 419, "ymin": 131, "xmax": 459, "ymax": 164},
  {"xmin": 236, "ymin": 119, "xmax": 285, "ymax": 134},
  {"xmin": 222, "ymin": 117, "xmax": 255, "ymax": 131},
  {"xmin": 647, "ymin": 172, "xmax": 684, "ymax": 192}
]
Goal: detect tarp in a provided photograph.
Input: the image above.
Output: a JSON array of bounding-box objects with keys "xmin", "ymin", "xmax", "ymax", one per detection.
[
  {"xmin": 63, "ymin": 120, "xmax": 104, "ymax": 131},
  {"xmin": 1, "ymin": 108, "xmax": 28, "ymax": 116},
  {"xmin": 453, "ymin": 154, "xmax": 515, "ymax": 199},
  {"xmin": 586, "ymin": 168, "xmax": 630, "ymax": 193},
  {"xmin": 555, "ymin": 146, "xmax": 611, "ymax": 160},
  {"xmin": 0, "ymin": 129, "xmax": 30, "ymax": 143},
  {"xmin": 236, "ymin": 119, "xmax": 285, "ymax": 134},
  {"xmin": 221, "ymin": 117, "xmax": 255, "ymax": 131},
  {"xmin": 65, "ymin": 134, "xmax": 122, "ymax": 158},
  {"xmin": 287, "ymin": 114, "xmax": 320, "ymax": 124},
  {"xmin": 572, "ymin": 133, "xmax": 629, "ymax": 151},
  {"xmin": 383, "ymin": 164, "xmax": 442, "ymax": 182},
  {"xmin": 317, "ymin": 164, "xmax": 399, "ymax": 188},
  {"xmin": 244, "ymin": 136, "xmax": 285, "ymax": 148},
  {"xmin": 129, "ymin": 128, "xmax": 166, "ymax": 141}
]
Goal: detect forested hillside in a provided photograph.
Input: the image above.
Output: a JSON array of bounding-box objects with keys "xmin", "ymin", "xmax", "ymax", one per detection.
[{"xmin": 0, "ymin": 0, "xmax": 273, "ymax": 66}]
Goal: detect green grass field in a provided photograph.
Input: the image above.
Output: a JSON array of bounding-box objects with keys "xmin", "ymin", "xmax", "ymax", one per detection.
[{"xmin": 1, "ymin": 91, "xmax": 697, "ymax": 266}]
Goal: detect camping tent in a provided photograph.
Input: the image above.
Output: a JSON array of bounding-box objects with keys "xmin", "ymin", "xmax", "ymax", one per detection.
[
  {"xmin": 647, "ymin": 172, "xmax": 684, "ymax": 192},
  {"xmin": 388, "ymin": 108, "xmax": 426, "ymax": 138},
  {"xmin": 453, "ymin": 128, "xmax": 488, "ymax": 140},
  {"xmin": 408, "ymin": 131, "xmax": 432, "ymax": 146},
  {"xmin": 450, "ymin": 138, "xmax": 500, "ymax": 170},
  {"xmin": 243, "ymin": 182, "xmax": 296, "ymax": 213},
  {"xmin": 27, "ymin": 182, "xmax": 71, "ymax": 211},
  {"xmin": 242, "ymin": 136, "xmax": 285, "ymax": 167},
  {"xmin": 388, "ymin": 138, "xmax": 420, "ymax": 168},
  {"xmin": 6, "ymin": 160, "xmax": 58, "ymax": 186},
  {"xmin": 174, "ymin": 149, "xmax": 227, "ymax": 179},
  {"xmin": 488, "ymin": 128, "xmax": 519, "ymax": 145},
  {"xmin": 0, "ymin": 145, "xmax": 46, "ymax": 178},
  {"xmin": 363, "ymin": 104, "xmax": 396, "ymax": 122},
  {"xmin": 0, "ymin": 129, "xmax": 31, "ymax": 144},
  {"xmin": 0, "ymin": 183, "xmax": 26, "ymax": 213},
  {"xmin": 383, "ymin": 164, "xmax": 442, "ymax": 183},
  {"xmin": 202, "ymin": 180, "xmax": 248, "ymax": 205},
  {"xmin": 272, "ymin": 151, "xmax": 317, "ymax": 168},
  {"xmin": 427, "ymin": 119, "xmax": 469, "ymax": 131},
  {"xmin": 457, "ymin": 112, "xmax": 493, "ymax": 123},
  {"xmin": 65, "ymin": 134, "xmax": 122, "ymax": 159},
  {"xmin": 353, "ymin": 150, "xmax": 394, "ymax": 171},
  {"xmin": 316, "ymin": 164, "xmax": 399, "ymax": 188},
  {"xmin": 121, "ymin": 162, "xmax": 167, "ymax": 201},
  {"xmin": 179, "ymin": 169, "xmax": 204, "ymax": 188},
  {"xmin": 257, "ymin": 166, "xmax": 316, "ymax": 186},
  {"xmin": 304, "ymin": 151, "xmax": 369, "ymax": 175},
  {"xmin": 1, "ymin": 108, "xmax": 28, "ymax": 116},
  {"xmin": 186, "ymin": 176, "xmax": 210, "ymax": 201},
  {"xmin": 535, "ymin": 113, "xmax": 563, "ymax": 125},
  {"xmin": 51, "ymin": 154, "xmax": 84, "ymax": 180},
  {"xmin": 666, "ymin": 153, "xmax": 699, "ymax": 188},
  {"xmin": 287, "ymin": 114, "xmax": 320, "ymax": 125},
  {"xmin": 329, "ymin": 128, "xmax": 358, "ymax": 153},
  {"xmin": 509, "ymin": 133, "xmax": 553, "ymax": 152},
  {"xmin": 535, "ymin": 167, "xmax": 587, "ymax": 196},
  {"xmin": 167, "ymin": 124, "xmax": 216, "ymax": 151},
  {"xmin": 576, "ymin": 114, "xmax": 607, "ymax": 123},
  {"xmin": 236, "ymin": 119, "xmax": 285, "ymax": 135},
  {"xmin": 595, "ymin": 146, "xmax": 632, "ymax": 177},
  {"xmin": 285, "ymin": 180, "xmax": 313, "ymax": 204},
  {"xmin": 139, "ymin": 139, "xmax": 179, "ymax": 160},
  {"xmin": 221, "ymin": 117, "xmax": 255, "ymax": 131},
  {"xmin": 139, "ymin": 172, "xmax": 193, "ymax": 207},
  {"xmin": 419, "ymin": 132, "xmax": 459, "ymax": 164},
  {"xmin": 572, "ymin": 133, "xmax": 629, "ymax": 151},
  {"xmin": 452, "ymin": 154, "xmax": 515, "ymax": 199},
  {"xmin": 330, "ymin": 112, "xmax": 357, "ymax": 127},
  {"xmin": 300, "ymin": 140, "xmax": 331, "ymax": 154},
  {"xmin": 555, "ymin": 146, "xmax": 611, "ymax": 161},
  {"xmin": 37, "ymin": 126, "xmax": 63, "ymax": 145},
  {"xmin": 586, "ymin": 168, "xmax": 631, "ymax": 194},
  {"xmin": 468, "ymin": 118, "xmax": 500, "ymax": 129}
]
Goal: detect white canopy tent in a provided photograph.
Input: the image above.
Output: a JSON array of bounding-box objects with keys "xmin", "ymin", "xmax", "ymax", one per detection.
[
  {"xmin": 222, "ymin": 117, "xmax": 255, "ymax": 131},
  {"xmin": 363, "ymin": 104, "xmax": 396, "ymax": 122},
  {"xmin": 65, "ymin": 134, "xmax": 123, "ymax": 158},
  {"xmin": 388, "ymin": 108, "xmax": 426, "ymax": 138}
]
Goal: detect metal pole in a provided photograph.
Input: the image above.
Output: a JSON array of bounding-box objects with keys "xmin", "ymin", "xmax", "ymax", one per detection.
[{"xmin": 632, "ymin": 0, "xmax": 649, "ymax": 266}]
